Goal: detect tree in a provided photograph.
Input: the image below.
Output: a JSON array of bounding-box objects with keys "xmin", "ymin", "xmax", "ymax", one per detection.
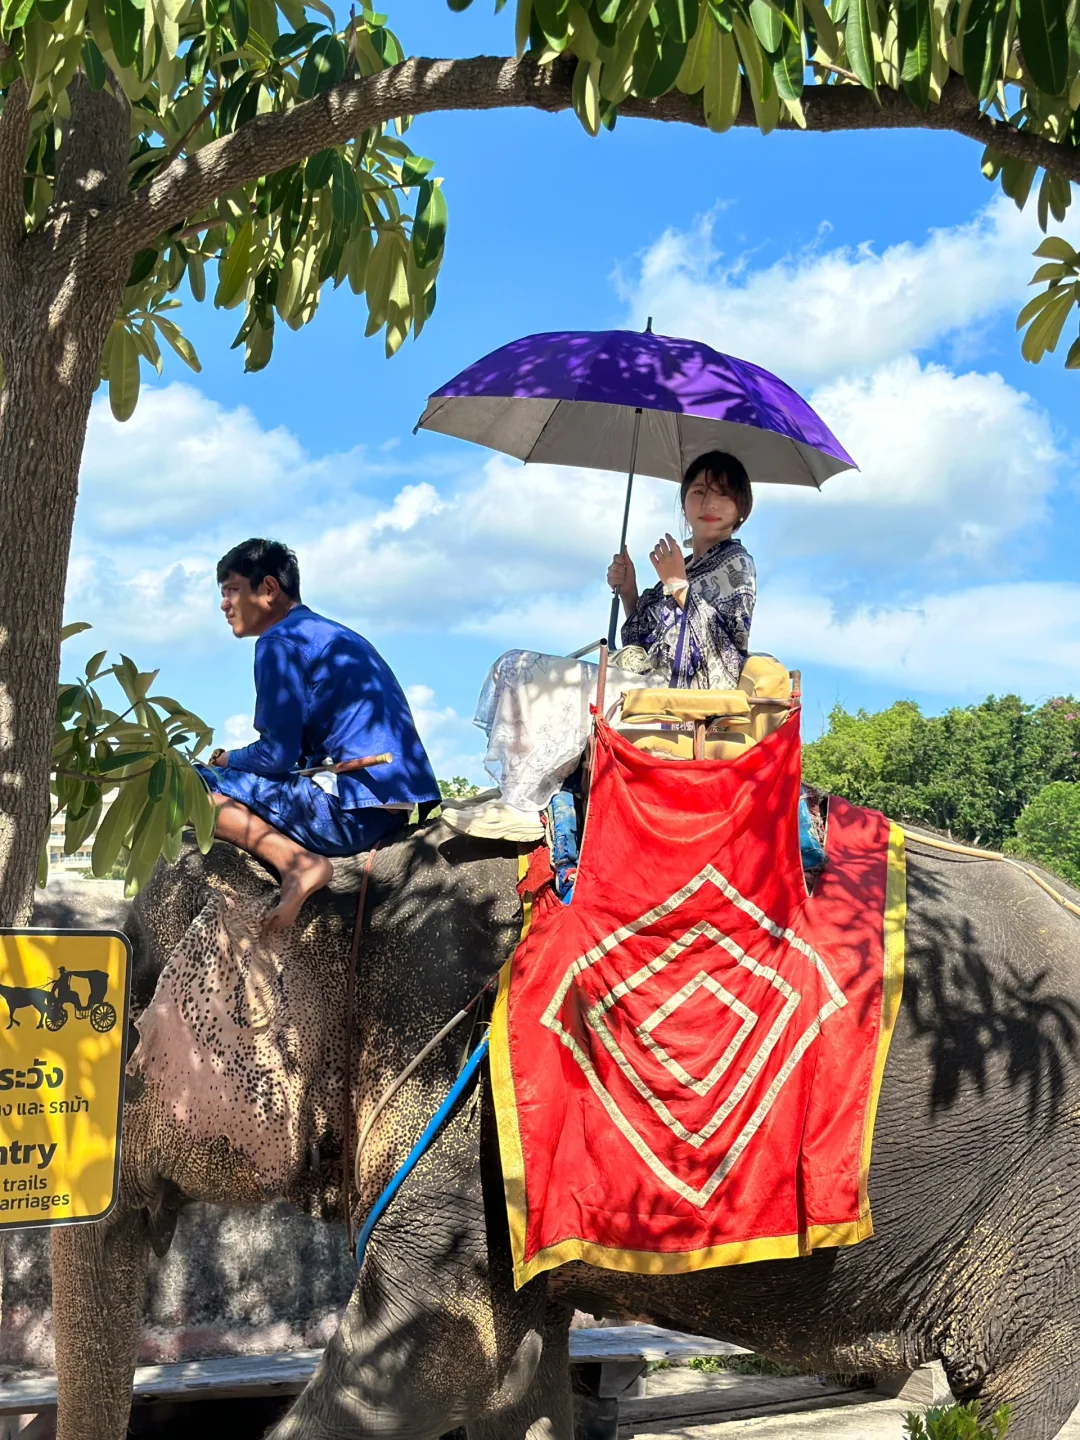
[
  {"xmin": 1, "ymin": 0, "xmax": 1079, "ymax": 927},
  {"xmin": 803, "ymin": 694, "xmax": 1080, "ymax": 847},
  {"xmin": 1007, "ymin": 780, "xmax": 1080, "ymax": 884}
]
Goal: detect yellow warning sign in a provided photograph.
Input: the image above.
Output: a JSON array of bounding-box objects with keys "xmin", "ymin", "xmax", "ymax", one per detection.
[{"xmin": 0, "ymin": 930, "xmax": 131, "ymax": 1228}]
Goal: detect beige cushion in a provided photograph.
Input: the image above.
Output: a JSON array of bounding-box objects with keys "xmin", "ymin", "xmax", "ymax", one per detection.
[
  {"xmin": 634, "ymin": 733, "xmax": 754, "ymax": 761},
  {"xmin": 621, "ymin": 688, "xmax": 751, "ymax": 725}
]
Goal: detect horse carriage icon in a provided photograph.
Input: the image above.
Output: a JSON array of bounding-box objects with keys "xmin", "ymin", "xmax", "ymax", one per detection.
[{"xmin": 43, "ymin": 968, "xmax": 116, "ymax": 1034}]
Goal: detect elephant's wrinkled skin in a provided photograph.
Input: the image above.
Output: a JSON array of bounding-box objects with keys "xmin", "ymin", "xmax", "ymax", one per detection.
[{"xmin": 48, "ymin": 825, "xmax": 1080, "ymax": 1440}]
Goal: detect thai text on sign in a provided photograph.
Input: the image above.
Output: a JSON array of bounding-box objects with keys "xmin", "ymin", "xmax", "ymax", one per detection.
[{"xmin": 0, "ymin": 930, "xmax": 131, "ymax": 1228}]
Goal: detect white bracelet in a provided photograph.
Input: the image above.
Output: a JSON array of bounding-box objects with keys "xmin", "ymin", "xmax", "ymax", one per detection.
[{"xmin": 663, "ymin": 579, "xmax": 689, "ymax": 601}]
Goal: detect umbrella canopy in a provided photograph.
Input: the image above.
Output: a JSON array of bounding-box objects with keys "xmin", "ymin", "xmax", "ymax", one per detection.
[{"xmin": 416, "ymin": 329, "xmax": 856, "ymax": 488}]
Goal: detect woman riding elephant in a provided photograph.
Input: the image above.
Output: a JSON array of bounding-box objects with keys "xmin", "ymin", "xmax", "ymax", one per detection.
[{"xmin": 465, "ymin": 450, "xmax": 756, "ymax": 829}]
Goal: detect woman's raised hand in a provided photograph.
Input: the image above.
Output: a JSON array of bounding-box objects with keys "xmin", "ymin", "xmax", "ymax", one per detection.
[
  {"xmin": 607, "ymin": 547, "xmax": 636, "ymax": 598},
  {"xmin": 650, "ymin": 534, "xmax": 688, "ymax": 587}
]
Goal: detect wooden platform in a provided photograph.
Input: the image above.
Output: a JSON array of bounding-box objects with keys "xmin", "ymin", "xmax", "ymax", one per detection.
[{"xmin": 0, "ymin": 1326, "xmax": 749, "ymax": 1417}]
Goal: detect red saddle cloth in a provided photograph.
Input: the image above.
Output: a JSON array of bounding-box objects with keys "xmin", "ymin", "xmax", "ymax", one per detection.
[{"xmin": 490, "ymin": 711, "xmax": 905, "ymax": 1288}]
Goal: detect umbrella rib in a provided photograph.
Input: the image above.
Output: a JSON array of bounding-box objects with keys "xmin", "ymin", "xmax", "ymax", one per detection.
[{"xmin": 523, "ymin": 399, "xmax": 564, "ymax": 464}]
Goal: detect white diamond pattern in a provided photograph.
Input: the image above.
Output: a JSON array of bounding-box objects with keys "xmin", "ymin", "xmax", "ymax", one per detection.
[{"xmin": 540, "ymin": 863, "xmax": 847, "ymax": 1208}]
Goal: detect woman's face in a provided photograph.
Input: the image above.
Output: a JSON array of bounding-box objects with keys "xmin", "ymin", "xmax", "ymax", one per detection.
[{"xmin": 682, "ymin": 471, "xmax": 741, "ymax": 544}]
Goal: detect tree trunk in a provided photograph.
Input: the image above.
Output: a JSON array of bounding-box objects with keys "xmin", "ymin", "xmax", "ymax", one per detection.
[{"xmin": 0, "ymin": 76, "xmax": 132, "ymax": 927}]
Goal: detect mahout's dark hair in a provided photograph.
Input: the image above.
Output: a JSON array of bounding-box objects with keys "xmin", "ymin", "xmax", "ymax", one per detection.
[
  {"xmin": 679, "ymin": 451, "xmax": 753, "ymax": 531},
  {"xmin": 216, "ymin": 538, "xmax": 301, "ymax": 601}
]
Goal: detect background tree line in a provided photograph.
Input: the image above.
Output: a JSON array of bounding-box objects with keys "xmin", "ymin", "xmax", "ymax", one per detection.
[{"xmin": 803, "ymin": 694, "xmax": 1080, "ymax": 883}]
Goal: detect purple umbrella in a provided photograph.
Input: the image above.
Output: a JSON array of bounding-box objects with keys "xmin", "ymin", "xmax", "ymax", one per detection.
[{"xmin": 416, "ymin": 324, "xmax": 856, "ymax": 646}]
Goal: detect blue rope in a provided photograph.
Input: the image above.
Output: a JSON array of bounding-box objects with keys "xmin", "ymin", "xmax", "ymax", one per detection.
[{"xmin": 354, "ymin": 1034, "xmax": 489, "ymax": 1269}]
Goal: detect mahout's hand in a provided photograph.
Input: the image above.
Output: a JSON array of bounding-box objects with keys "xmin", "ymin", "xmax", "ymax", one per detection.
[
  {"xmin": 209, "ymin": 748, "xmax": 229, "ymax": 768},
  {"xmin": 650, "ymin": 534, "xmax": 687, "ymax": 586}
]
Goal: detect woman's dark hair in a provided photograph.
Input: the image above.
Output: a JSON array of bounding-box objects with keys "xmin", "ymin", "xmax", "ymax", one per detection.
[
  {"xmin": 680, "ymin": 451, "xmax": 753, "ymax": 531},
  {"xmin": 216, "ymin": 538, "xmax": 301, "ymax": 601}
]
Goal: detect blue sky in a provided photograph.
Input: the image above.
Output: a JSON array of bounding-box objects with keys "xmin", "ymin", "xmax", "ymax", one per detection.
[{"xmin": 65, "ymin": 1, "xmax": 1080, "ymax": 781}]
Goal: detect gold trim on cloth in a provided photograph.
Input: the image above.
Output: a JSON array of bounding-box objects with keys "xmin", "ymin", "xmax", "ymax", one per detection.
[{"xmin": 490, "ymin": 832, "xmax": 908, "ymax": 1290}]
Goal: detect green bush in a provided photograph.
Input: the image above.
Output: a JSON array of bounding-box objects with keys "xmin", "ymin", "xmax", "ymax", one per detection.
[
  {"xmin": 904, "ymin": 1400, "xmax": 1010, "ymax": 1439},
  {"xmin": 1006, "ymin": 781, "xmax": 1080, "ymax": 887}
]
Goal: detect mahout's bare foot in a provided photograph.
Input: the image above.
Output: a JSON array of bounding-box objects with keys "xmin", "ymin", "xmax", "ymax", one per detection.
[{"xmin": 264, "ymin": 852, "xmax": 334, "ymax": 932}]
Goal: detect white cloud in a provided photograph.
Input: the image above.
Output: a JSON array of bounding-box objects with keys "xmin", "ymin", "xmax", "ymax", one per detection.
[
  {"xmin": 618, "ymin": 196, "xmax": 1079, "ymax": 387},
  {"xmin": 80, "ymin": 384, "xmax": 311, "ymax": 538},
  {"xmin": 751, "ymin": 355, "xmax": 1065, "ymax": 572},
  {"xmin": 405, "ymin": 684, "xmax": 486, "ymax": 781},
  {"xmin": 221, "ymin": 713, "xmax": 259, "ymax": 748},
  {"xmin": 756, "ymin": 581, "xmax": 1080, "ymax": 698}
]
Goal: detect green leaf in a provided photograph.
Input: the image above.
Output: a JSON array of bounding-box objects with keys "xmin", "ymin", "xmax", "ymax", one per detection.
[
  {"xmin": 400, "ymin": 153, "xmax": 434, "ymax": 186},
  {"xmin": 1066, "ymin": 335, "xmax": 1080, "ymax": 369},
  {"xmin": 166, "ymin": 758, "xmax": 185, "ymax": 833},
  {"xmin": 231, "ymin": 0, "xmax": 249, "ymax": 45},
  {"xmin": 572, "ymin": 54, "xmax": 602, "ymax": 134},
  {"xmin": 1017, "ymin": 0, "xmax": 1068, "ymax": 93},
  {"xmin": 82, "ymin": 34, "xmax": 107, "ymax": 87},
  {"xmin": 1020, "ymin": 286, "xmax": 1076, "ymax": 360},
  {"xmin": 298, "ymin": 32, "xmax": 345, "ymax": 97},
  {"xmin": 85, "ymin": 649, "xmax": 108, "ymax": 680},
  {"xmin": 533, "ymin": 0, "xmax": 569, "ymax": 48},
  {"xmin": 65, "ymin": 790, "xmax": 102, "ymax": 857},
  {"xmin": 331, "ymin": 152, "xmax": 361, "ymax": 238},
  {"xmin": 214, "ymin": 219, "xmax": 253, "ymax": 308},
  {"xmin": 108, "ymin": 326, "xmax": 141, "ymax": 422},
  {"xmin": 960, "ymin": 0, "xmax": 1010, "ymax": 98},
  {"xmin": 305, "ymin": 147, "xmax": 335, "ymax": 190},
  {"xmin": 218, "ymin": 71, "xmax": 256, "ymax": 133},
  {"xmin": 153, "ymin": 316, "xmax": 202, "ymax": 372},
  {"xmin": 94, "ymin": 749, "xmax": 154, "ymax": 773},
  {"xmin": 772, "ymin": 22, "xmax": 803, "ymax": 99},
  {"xmin": 148, "ymin": 756, "xmax": 167, "ymax": 802},
  {"xmin": 704, "ymin": 23, "xmax": 741, "ymax": 130},
  {"xmin": 447, "ymin": 0, "xmax": 473, "ymax": 9},
  {"xmin": 366, "ymin": 228, "xmax": 399, "ymax": 331},
  {"xmin": 188, "ymin": 251, "xmax": 206, "ymax": 303},
  {"xmin": 844, "ymin": 0, "xmax": 879, "ymax": 86},
  {"xmin": 899, "ymin": 0, "xmax": 932, "ymax": 107},
  {"xmin": 102, "ymin": 0, "xmax": 141, "ymax": 67},
  {"xmin": 182, "ymin": 762, "xmax": 217, "ymax": 852},
  {"xmin": 749, "ymin": 0, "xmax": 785, "ymax": 51},
  {"xmin": 675, "ymin": 5, "xmax": 711, "ymax": 90},
  {"xmin": 125, "ymin": 787, "xmax": 169, "ymax": 897},
  {"xmin": 1034, "ymin": 236, "xmax": 1079, "ymax": 261},
  {"xmin": 632, "ymin": 9, "xmax": 688, "ymax": 95},
  {"xmin": 61, "ymin": 620, "xmax": 92, "ymax": 642},
  {"xmin": 412, "ymin": 179, "xmax": 447, "ymax": 270},
  {"xmin": 127, "ymin": 247, "xmax": 158, "ymax": 287},
  {"xmin": 271, "ymin": 20, "xmax": 325, "ymax": 56},
  {"xmin": 656, "ymin": 0, "xmax": 698, "ymax": 43},
  {"xmin": 1, "ymin": 0, "xmax": 36, "ymax": 42}
]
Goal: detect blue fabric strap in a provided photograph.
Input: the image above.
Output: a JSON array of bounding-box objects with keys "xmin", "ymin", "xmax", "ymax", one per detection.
[{"xmin": 354, "ymin": 1034, "xmax": 490, "ymax": 1269}]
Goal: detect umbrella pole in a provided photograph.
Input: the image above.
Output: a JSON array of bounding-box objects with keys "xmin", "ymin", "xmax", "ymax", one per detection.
[{"xmin": 607, "ymin": 405, "xmax": 643, "ymax": 649}]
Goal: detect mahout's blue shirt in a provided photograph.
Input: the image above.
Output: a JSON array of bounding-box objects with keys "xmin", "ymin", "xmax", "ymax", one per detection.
[{"xmin": 227, "ymin": 605, "xmax": 439, "ymax": 810}]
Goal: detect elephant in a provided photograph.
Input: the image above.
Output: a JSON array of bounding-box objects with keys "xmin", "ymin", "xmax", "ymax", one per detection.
[{"xmin": 44, "ymin": 818, "xmax": 1080, "ymax": 1440}]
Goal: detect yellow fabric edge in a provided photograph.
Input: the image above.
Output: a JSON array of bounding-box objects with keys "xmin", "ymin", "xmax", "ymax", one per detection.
[
  {"xmin": 488, "ymin": 852, "xmax": 534, "ymax": 1288},
  {"xmin": 857, "ymin": 822, "xmax": 907, "ymax": 1222},
  {"xmin": 512, "ymin": 1220, "xmax": 870, "ymax": 1288}
]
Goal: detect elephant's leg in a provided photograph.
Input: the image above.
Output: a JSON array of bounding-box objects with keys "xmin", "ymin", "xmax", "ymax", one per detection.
[
  {"xmin": 949, "ymin": 1316, "xmax": 1080, "ymax": 1440},
  {"xmin": 52, "ymin": 1206, "xmax": 151, "ymax": 1440},
  {"xmin": 466, "ymin": 1304, "xmax": 574, "ymax": 1440}
]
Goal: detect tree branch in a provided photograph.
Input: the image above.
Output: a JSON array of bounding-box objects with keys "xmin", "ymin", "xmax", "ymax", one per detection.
[
  {"xmin": 109, "ymin": 56, "xmax": 1080, "ymax": 255},
  {"xmin": 0, "ymin": 78, "xmax": 30, "ymax": 258}
]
